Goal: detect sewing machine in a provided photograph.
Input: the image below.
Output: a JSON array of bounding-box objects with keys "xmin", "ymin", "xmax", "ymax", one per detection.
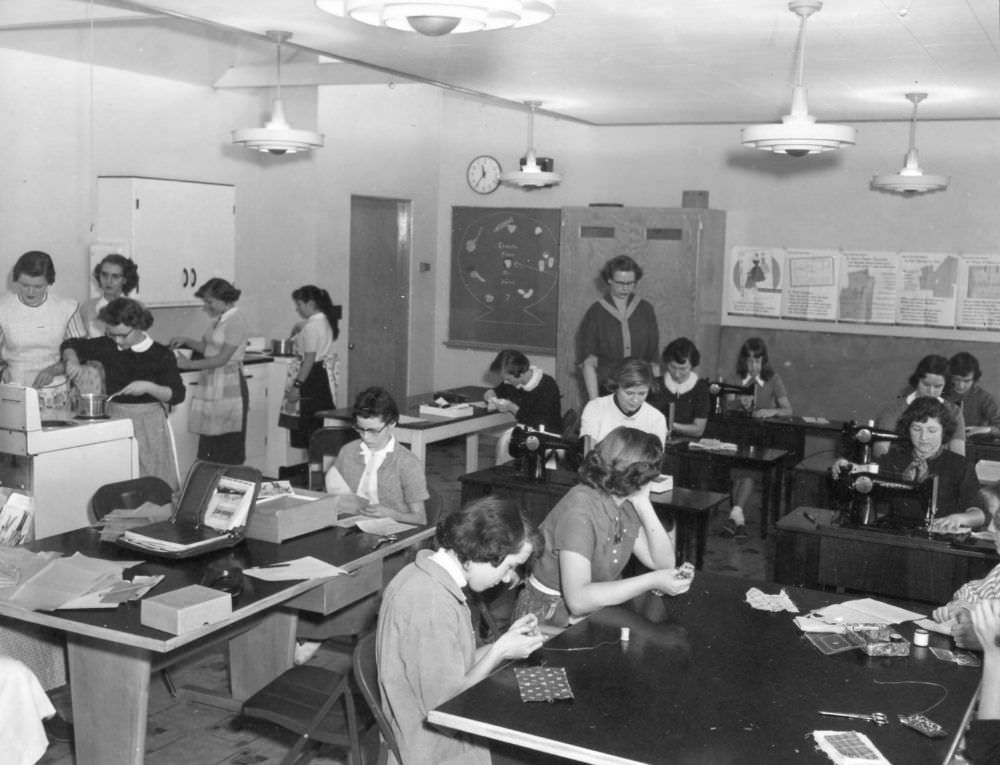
[
  {"xmin": 508, "ymin": 425, "xmax": 578, "ymax": 481},
  {"xmin": 707, "ymin": 380, "xmax": 756, "ymax": 417},
  {"xmin": 836, "ymin": 462, "xmax": 939, "ymax": 530},
  {"xmin": 842, "ymin": 420, "xmax": 901, "ymax": 464}
]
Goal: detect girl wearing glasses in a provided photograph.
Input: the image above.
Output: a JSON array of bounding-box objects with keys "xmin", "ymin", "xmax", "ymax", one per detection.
[
  {"xmin": 324, "ymin": 386, "xmax": 428, "ymax": 524},
  {"xmin": 62, "ymin": 298, "xmax": 185, "ymax": 489},
  {"xmin": 578, "ymin": 254, "xmax": 660, "ymax": 400}
]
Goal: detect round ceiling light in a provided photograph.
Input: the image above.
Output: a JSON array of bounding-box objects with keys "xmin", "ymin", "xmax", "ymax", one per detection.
[{"xmin": 316, "ymin": 1, "xmax": 556, "ymax": 35}]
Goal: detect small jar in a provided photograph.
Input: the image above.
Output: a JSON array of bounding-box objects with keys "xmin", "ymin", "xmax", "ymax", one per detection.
[{"xmin": 913, "ymin": 628, "xmax": 929, "ymax": 647}]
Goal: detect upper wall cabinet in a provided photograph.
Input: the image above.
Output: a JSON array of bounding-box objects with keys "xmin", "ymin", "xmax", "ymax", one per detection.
[{"xmin": 97, "ymin": 176, "xmax": 235, "ymax": 307}]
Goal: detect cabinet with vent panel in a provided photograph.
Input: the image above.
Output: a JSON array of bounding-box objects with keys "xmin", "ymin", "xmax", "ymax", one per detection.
[
  {"xmin": 96, "ymin": 176, "xmax": 235, "ymax": 306},
  {"xmin": 556, "ymin": 206, "xmax": 726, "ymax": 415}
]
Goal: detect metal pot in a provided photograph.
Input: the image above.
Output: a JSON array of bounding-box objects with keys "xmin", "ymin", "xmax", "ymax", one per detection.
[
  {"xmin": 77, "ymin": 392, "xmax": 108, "ymax": 419},
  {"xmin": 271, "ymin": 339, "xmax": 296, "ymax": 356}
]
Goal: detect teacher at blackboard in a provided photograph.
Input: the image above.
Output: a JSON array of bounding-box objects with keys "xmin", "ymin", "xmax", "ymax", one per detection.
[{"xmin": 579, "ymin": 254, "xmax": 660, "ymax": 400}]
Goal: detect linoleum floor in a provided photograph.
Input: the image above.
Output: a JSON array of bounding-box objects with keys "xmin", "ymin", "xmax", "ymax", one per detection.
[{"xmin": 39, "ymin": 436, "xmax": 772, "ymax": 765}]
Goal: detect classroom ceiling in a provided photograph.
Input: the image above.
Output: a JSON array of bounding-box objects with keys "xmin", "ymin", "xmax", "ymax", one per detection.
[{"xmin": 4, "ymin": 0, "xmax": 1000, "ymax": 126}]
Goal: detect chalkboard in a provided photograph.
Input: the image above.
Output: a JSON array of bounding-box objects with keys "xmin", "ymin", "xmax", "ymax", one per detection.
[{"xmin": 448, "ymin": 207, "xmax": 561, "ymax": 353}]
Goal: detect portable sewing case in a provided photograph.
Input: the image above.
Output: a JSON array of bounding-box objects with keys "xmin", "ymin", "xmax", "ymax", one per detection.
[{"xmin": 117, "ymin": 460, "xmax": 262, "ymax": 558}]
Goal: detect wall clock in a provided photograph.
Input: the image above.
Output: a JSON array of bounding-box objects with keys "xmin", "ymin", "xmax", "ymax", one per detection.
[{"xmin": 467, "ymin": 155, "xmax": 503, "ymax": 194}]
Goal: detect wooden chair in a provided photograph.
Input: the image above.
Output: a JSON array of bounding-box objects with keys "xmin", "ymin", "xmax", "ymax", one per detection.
[
  {"xmin": 352, "ymin": 631, "xmax": 401, "ymax": 765},
  {"xmin": 308, "ymin": 426, "xmax": 356, "ymax": 491},
  {"xmin": 90, "ymin": 476, "xmax": 174, "ymax": 521},
  {"xmin": 241, "ymin": 664, "xmax": 363, "ymax": 765}
]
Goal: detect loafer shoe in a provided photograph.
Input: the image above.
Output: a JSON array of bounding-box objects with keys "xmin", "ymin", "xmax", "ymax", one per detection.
[
  {"xmin": 721, "ymin": 518, "xmax": 738, "ymax": 537},
  {"xmin": 734, "ymin": 524, "xmax": 749, "ymax": 541}
]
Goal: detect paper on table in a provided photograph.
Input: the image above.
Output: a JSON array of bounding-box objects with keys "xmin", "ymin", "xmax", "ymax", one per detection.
[
  {"xmin": 57, "ymin": 575, "xmax": 164, "ymax": 610},
  {"xmin": 9, "ymin": 553, "xmax": 145, "ymax": 611},
  {"xmin": 355, "ymin": 518, "xmax": 419, "ymax": 536},
  {"xmin": 397, "ymin": 414, "xmax": 426, "ymax": 425},
  {"xmin": 914, "ymin": 617, "xmax": 956, "ymax": 636},
  {"xmin": 244, "ymin": 556, "xmax": 350, "ymax": 581},
  {"xmin": 808, "ymin": 598, "xmax": 925, "ymax": 626}
]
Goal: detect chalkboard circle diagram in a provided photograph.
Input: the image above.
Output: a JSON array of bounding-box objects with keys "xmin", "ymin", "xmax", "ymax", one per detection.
[{"xmin": 457, "ymin": 210, "xmax": 559, "ymax": 324}]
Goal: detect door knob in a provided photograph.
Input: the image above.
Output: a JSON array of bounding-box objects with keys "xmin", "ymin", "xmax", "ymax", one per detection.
[{"xmin": 348, "ymin": 343, "xmax": 356, "ymax": 350}]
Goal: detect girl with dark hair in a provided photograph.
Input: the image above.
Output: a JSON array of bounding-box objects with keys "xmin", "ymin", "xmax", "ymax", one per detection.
[
  {"xmin": 280, "ymin": 285, "xmax": 339, "ymax": 449},
  {"xmin": 171, "ymin": 278, "xmax": 250, "ymax": 464},
  {"xmin": 513, "ymin": 426, "xmax": 691, "ymax": 629},
  {"xmin": 946, "ymin": 351, "xmax": 1000, "ymax": 437},
  {"xmin": 483, "ymin": 348, "xmax": 563, "ymax": 464},
  {"xmin": 651, "ymin": 336, "xmax": 710, "ymax": 438},
  {"xmin": 578, "ymin": 254, "xmax": 660, "ymax": 400},
  {"xmin": 0, "ymin": 250, "xmax": 84, "ymax": 388},
  {"xmin": 874, "ymin": 354, "xmax": 966, "ymax": 458},
  {"xmin": 81, "ymin": 253, "xmax": 139, "ymax": 337},
  {"xmin": 580, "ymin": 357, "xmax": 666, "ymax": 453},
  {"xmin": 62, "ymin": 298, "xmax": 185, "ymax": 488},
  {"xmin": 377, "ymin": 495, "xmax": 544, "ymax": 765},
  {"xmin": 721, "ymin": 337, "xmax": 793, "ymax": 539}
]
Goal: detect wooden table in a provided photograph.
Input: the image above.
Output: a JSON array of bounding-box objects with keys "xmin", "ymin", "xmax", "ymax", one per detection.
[
  {"xmin": 430, "ymin": 572, "xmax": 979, "ymax": 765},
  {"xmin": 775, "ymin": 506, "xmax": 999, "ymax": 604},
  {"xmin": 459, "ymin": 465, "xmax": 729, "ymax": 569},
  {"xmin": 667, "ymin": 440, "xmax": 790, "ymax": 538},
  {"xmin": 319, "ymin": 385, "xmax": 513, "ymax": 473},
  {"xmin": 2, "ymin": 524, "xmax": 433, "ymax": 765}
]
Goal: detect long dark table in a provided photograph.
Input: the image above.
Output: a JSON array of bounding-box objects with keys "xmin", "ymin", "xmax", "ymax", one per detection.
[
  {"xmin": 776, "ymin": 506, "xmax": 1000, "ymax": 604},
  {"xmin": 4, "ymin": 523, "xmax": 433, "ymax": 765},
  {"xmin": 430, "ymin": 572, "xmax": 980, "ymax": 765}
]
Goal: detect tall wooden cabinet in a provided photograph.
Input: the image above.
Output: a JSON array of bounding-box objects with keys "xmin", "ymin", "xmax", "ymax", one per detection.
[
  {"xmin": 556, "ymin": 206, "xmax": 726, "ymax": 415},
  {"xmin": 96, "ymin": 176, "xmax": 235, "ymax": 307}
]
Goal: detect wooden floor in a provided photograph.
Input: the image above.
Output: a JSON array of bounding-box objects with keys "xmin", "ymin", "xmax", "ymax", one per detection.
[{"xmin": 39, "ymin": 435, "xmax": 772, "ymax": 765}]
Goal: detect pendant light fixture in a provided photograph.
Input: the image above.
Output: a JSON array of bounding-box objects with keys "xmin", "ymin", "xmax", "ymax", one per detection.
[
  {"xmin": 232, "ymin": 31, "xmax": 324, "ymax": 155},
  {"xmin": 501, "ymin": 101, "xmax": 561, "ymax": 189},
  {"xmin": 741, "ymin": 0, "xmax": 855, "ymax": 157},
  {"xmin": 871, "ymin": 92, "xmax": 948, "ymax": 194},
  {"xmin": 315, "ymin": 0, "xmax": 556, "ymax": 36}
]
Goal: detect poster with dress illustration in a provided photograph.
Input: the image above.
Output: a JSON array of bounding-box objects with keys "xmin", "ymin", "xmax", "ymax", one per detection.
[
  {"xmin": 449, "ymin": 207, "xmax": 561, "ymax": 352},
  {"xmin": 726, "ymin": 246, "xmax": 784, "ymax": 317}
]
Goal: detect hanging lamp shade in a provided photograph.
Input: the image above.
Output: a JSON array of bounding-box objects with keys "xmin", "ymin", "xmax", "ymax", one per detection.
[
  {"xmin": 501, "ymin": 101, "xmax": 561, "ymax": 188},
  {"xmin": 315, "ymin": 0, "xmax": 556, "ymax": 35},
  {"xmin": 232, "ymin": 31, "xmax": 324, "ymax": 155},
  {"xmin": 741, "ymin": 0, "xmax": 855, "ymax": 156},
  {"xmin": 871, "ymin": 92, "xmax": 948, "ymax": 194}
]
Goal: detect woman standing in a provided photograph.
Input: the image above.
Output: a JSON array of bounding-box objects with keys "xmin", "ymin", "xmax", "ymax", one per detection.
[
  {"xmin": 281, "ymin": 285, "xmax": 338, "ymax": 450},
  {"xmin": 63, "ymin": 298, "xmax": 185, "ymax": 489},
  {"xmin": 578, "ymin": 254, "xmax": 660, "ymax": 400},
  {"xmin": 171, "ymin": 278, "xmax": 250, "ymax": 465},
  {"xmin": 0, "ymin": 251, "xmax": 83, "ymax": 387},
  {"xmin": 79, "ymin": 254, "xmax": 139, "ymax": 338}
]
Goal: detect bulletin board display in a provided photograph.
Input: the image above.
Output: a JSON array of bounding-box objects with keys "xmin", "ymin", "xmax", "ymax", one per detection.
[
  {"xmin": 723, "ymin": 245, "xmax": 1000, "ymax": 340},
  {"xmin": 448, "ymin": 207, "xmax": 562, "ymax": 353}
]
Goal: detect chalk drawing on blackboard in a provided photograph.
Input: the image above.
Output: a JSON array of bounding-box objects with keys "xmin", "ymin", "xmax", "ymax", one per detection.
[{"xmin": 450, "ymin": 207, "xmax": 561, "ymax": 351}]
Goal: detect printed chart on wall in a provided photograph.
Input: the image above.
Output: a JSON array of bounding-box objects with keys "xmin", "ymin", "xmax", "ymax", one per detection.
[
  {"xmin": 449, "ymin": 207, "xmax": 561, "ymax": 352},
  {"xmin": 724, "ymin": 246, "xmax": 1000, "ymax": 331}
]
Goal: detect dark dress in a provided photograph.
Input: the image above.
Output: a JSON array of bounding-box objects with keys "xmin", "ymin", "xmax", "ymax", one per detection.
[
  {"xmin": 578, "ymin": 295, "xmax": 659, "ymax": 393},
  {"xmin": 493, "ymin": 372, "xmax": 563, "ymax": 433},
  {"xmin": 877, "ymin": 445, "xmax": 980, "ymax": 523}
]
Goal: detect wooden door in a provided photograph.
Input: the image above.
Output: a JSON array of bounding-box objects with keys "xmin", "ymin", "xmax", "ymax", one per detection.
[
  {"xmin": 347, "ymin": 195, "xmax": 410, "ymax": 403},
  {"xmin": 556, "ymin": 207, "xmax": 726, "ymax": 416}
]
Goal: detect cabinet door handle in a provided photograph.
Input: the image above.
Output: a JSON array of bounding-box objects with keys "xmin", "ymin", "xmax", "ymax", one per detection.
[
  {"xmin": 190, "ymin": 267, "xmax": 197, "ymax": 288},
  {"xmin": 182, "ymin": 268, "xmax": 189, "ymax": 288}
]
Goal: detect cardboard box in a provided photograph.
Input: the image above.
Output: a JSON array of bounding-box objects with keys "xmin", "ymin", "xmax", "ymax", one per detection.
[
  {"xmin": 141, "ymin": 585, "xmax": 232, "ymax": 635},
  {"xmin": 245, "ymin": 491, "xmax": 342, "ymax": 543}
]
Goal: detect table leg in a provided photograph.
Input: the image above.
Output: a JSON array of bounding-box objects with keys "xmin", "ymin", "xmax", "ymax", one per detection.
[
  {"xmin": 67, "ymin": 636, "xmax": 151, "ymax": 765},
  {"xmin": 695, "ymin": 511, "xmax": 709, "ymax": 570},
  {"xmin": 760, "ymin": 466, "xmax": 775, "ymax": 540},
  {"xmin": 409, "ymin": 433, "xmax": 428, "ymax": 467},
  {"xmin": 465, "ymin": 434, "xmax": 480, "ymax": 474},
  {"xmin": 229, "ymin": 609, "xmax": 298, "ymax": 701}
]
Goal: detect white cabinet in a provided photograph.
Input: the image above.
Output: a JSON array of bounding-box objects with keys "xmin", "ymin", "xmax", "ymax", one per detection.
[
  {"xmin": 96, "ymin": 176, "xmax": 235, "ymax": 307},
  {"xmin": 243, "ymin": 365, "xmax": 269, "ymax": 473},
  {"xmin": 169, "ymin": 371, "xmax": 201, "ymax": 479}
]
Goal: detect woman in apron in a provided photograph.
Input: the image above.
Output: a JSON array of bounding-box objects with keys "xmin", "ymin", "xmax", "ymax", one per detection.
[
  {"xmin": 171, "ymin": 279, "xmax": 250, "ymax": 465},
  {"xmin": 0, "ymin": 250, "xmax": 83, "ymax": 389},
  {"xmin": 62, "ymin": 298, "xmax": 185, "ymax": 489},
  {"xmin": 280, "ymin": 284, "xmax": 339, "ymax": 450}
]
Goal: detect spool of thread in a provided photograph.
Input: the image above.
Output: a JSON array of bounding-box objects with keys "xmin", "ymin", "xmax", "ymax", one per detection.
[
  {"xmin": 620, "ymin": 627, "xmax": 630, "ymax": 642},
  {"xmin": 913, "ymin": 628, "xmax": 929, "ymax": 647}
]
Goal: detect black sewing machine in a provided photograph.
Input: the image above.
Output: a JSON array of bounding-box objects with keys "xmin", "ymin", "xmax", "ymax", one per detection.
[
  {"xmin": 706, "ymin": 380, "xmax": 756, "ymax": 417},
  {"xmin": 842, "ymin": 420, "xmax": 901, "ymax": 464},
  {"xmin": 835, "ymin": 463, "xmax": 939, "ymax": 530},
  {"xmin": 508, "ymin": 425, "xmax": 578, "ymax": 481}
]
